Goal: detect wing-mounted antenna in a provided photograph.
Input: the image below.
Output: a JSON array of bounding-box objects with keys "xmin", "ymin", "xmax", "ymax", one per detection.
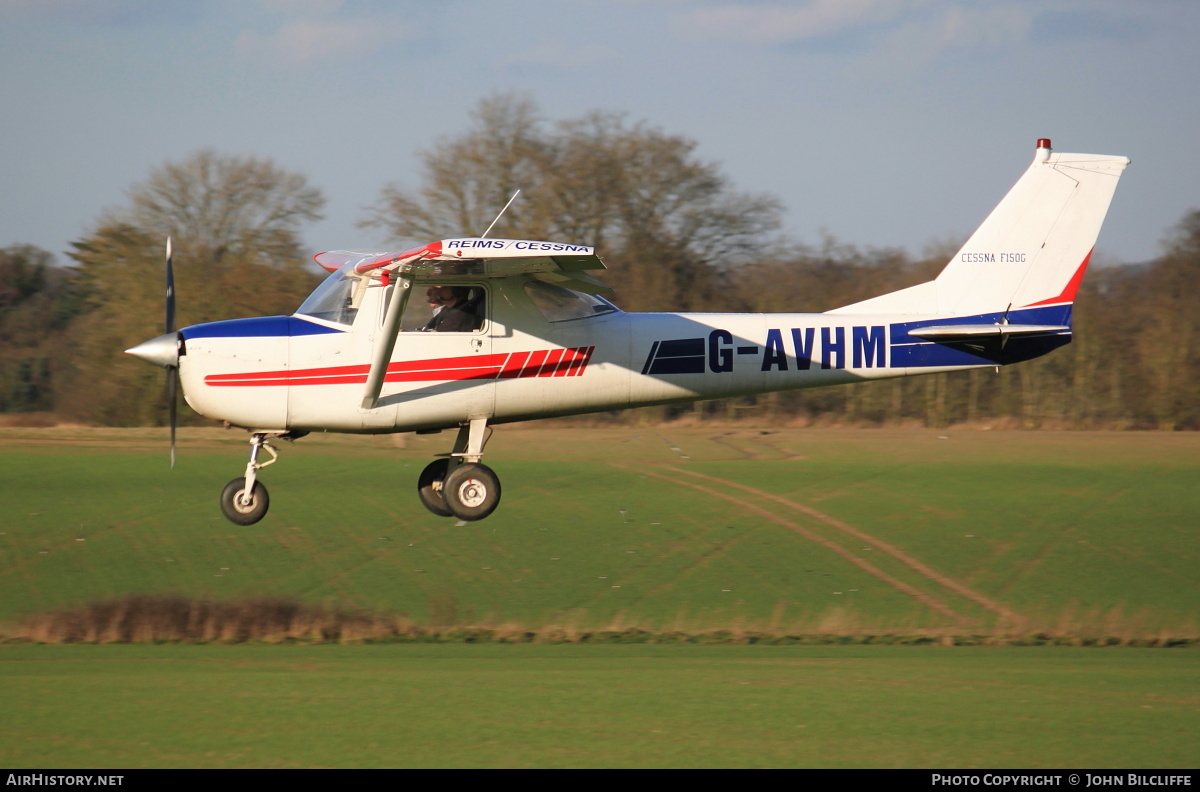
[{"xmin": 480, "ymin": 190, "xmax": 520, "ymax": 239}]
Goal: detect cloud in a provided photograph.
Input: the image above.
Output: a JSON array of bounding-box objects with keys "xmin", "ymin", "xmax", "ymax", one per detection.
[
  {"xmin": 505, "ymin": 40, "xmax": 618, "ymax": 69},
  {"xmin": 674, "ymin": 0, "xmax": 929, "ymax": 46},
  {"xmin": 235, "ymin": 5, "xmax": 416, "ymax": 68},
  {"xmin": 0, "ymin": 0, "xmax": 193, "ymax": 26},
  {"xmin": 671, "ymin": 1, "xmax": 1037, "ymax": 55},
  {"xmin": 860, "ymin": 3, "xmax": 1030, "ymax": 75},
  {"xmin": 664, "ymin": 1, "xmax": 1043, "ymax": 85},
  {"xmin": 252, "ymin": 0, "xmax": 352, "ymax": 18},
  {"xmin": 928, "ymin": 4, "xmax": 1030, "ymax": 50}
]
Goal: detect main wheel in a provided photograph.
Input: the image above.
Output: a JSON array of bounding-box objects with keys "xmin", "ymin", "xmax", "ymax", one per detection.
[
  {"xmin": 417, "ymin": 459, "xmax": 454, "ymax": 518},
  {"xmin": 219, "ymin": 477, "xmax": 270, "ymax": 526},
  {"xmin": 442, "ymin": 463, "xmax": 501, "ymax": 522}
]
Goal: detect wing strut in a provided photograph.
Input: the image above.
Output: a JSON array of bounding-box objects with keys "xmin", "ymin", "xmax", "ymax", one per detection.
[{"xmin": 361, "ymin": 276, "xmax": 414, "ymax": 410}]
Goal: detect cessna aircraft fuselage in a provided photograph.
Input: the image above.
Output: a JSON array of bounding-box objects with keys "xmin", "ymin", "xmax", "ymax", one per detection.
[
  {"xmin": 178, "ymin": 288, "xmax": 1069, "ymax": 434},
  {"xmin": 127, "ymin": 139, "xmax": 1129, "ymax": 525}
]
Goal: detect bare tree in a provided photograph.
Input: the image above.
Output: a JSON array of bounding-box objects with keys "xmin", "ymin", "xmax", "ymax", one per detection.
[
  {"xmin": 59, "ymin": 152, "xmax": 326, "ymax": 425},
  {"xmin": 119, "ymin": 149, "xmax": 325, "ymax": 273},
  {"xmin": 361, "ymin": 95, "xmax": 783, "ymax": 311},
  {"xmin": 0, "ymin": 245, "xmax": 76, "ymax": 413},
  {"xmin": 362, "ymin": 95, "xmax": 547, "ymax": 242}
]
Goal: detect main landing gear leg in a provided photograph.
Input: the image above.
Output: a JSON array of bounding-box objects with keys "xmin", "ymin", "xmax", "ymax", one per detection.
[
  {"xmin": 219, "ymin": 432, "xmax": 279, "ymax": 525},
  {"xmin": 416, "ymin": 417, "xmax": 501, "ymax": 522}
]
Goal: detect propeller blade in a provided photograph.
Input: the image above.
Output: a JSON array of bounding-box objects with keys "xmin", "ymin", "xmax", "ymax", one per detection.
[
  {"xmin": 166, "ymin": 237, "xmax": 177, "ymax": 468},
  {"xmin": 167, "ymin": 366, "xmax": 178, "ymax": 469},
  {"xmin": 165, "ymin": 237, "xmax": 175, "ymax": 334}
]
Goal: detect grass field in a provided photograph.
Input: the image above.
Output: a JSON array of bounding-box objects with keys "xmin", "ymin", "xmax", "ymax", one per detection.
[
  {"xmin": 2, "ymin": 426, "xmax": 1197, "ymax": 640},
  {"xmin": 2, "ymin": 644, "xmax": 1197, "ymax": 768},
  {"xmin": 1, "ymin": 426, "xmax": 1198, "ymax": 767}
]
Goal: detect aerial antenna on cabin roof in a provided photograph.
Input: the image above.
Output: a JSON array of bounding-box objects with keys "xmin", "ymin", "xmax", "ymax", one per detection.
[{"xmin": 480, "ymin": 190, "xmax": 521, "ymax": 238}]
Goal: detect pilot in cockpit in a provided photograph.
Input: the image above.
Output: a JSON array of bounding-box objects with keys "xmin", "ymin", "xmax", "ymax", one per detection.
[{"xmin": 422, "ymin": 286, "xmax": 481, "ymax": 332}]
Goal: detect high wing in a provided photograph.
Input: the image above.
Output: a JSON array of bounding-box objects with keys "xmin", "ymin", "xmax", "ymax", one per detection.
[
  {"xmin": 313, "ymin": 250, "xmax": 388, "ymax": 273},
  {"xmin": 315, "ymin": 238, "xmax": 605, "ymax": 279},
  {"xmin": 319, "ymin": 239, "xmax": 610, "ymax": 409}
]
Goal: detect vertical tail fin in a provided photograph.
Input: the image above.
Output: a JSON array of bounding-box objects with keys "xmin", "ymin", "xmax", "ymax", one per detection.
[{"xmin": 829, "ymin": 140, "xmax": 1130, "ymax": 320}]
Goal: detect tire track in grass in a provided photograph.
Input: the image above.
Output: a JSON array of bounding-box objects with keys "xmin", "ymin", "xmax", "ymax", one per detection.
[
  {"xmin": 616, "ymin": 464, "xmax": 970, "ymax": 626},
  {"xmin": 666, "ymin": 466, "xmax": 1029, "ymax": 629},
  {"xmin": 708, "ymin": 430, "xmax": 804, "ymax": 461}
]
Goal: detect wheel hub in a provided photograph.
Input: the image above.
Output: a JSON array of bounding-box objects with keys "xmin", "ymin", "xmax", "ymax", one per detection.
[
  {"xmin": 234, "ymin": 490, "xmax": 257, "ymax": 512},
  {"xmin": 456, "ymin": 478, "xmax": 488, "ymax": 508}
]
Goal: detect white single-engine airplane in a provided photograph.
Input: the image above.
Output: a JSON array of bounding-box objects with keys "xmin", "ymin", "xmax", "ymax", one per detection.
[{"xmin": 127, "ymin": 139, "xmax": 1128, "ymax": 525}]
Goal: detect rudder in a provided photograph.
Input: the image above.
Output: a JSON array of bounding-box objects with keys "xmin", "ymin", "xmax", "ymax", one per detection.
[{"xmin": 830, "ymin": 140, "xmax": 1129, "ymax": 320}]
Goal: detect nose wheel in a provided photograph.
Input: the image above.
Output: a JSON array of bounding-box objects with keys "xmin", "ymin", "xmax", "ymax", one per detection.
[
  {"xmin": 415, "ymin": 418, "xmax": 501, "ymax": 521},
  {"xmin": 220, "ymin": 477, "xmax": 270, "ymax": 525},
  {"xmin": 218, "ymin": 431, "xmax": 286, "ymax": 526}
]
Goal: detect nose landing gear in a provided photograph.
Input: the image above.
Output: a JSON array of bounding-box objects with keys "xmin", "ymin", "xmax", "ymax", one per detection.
[
  {"xmin": 218, "ymin": 431, "xmax": 289, "ymax": 526},
  {"xmin": 214, "ymin": 423, "xmax": 502, "ymax": 526},
  {"xmin": 416, "ymin": 417, "xmax": 501, "ymax": 522}
]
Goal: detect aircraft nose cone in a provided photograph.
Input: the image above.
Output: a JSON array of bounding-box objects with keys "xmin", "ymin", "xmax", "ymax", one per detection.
[{"xmin": 125, "ymin": 332, "xmax": 180, "ymax": 368}]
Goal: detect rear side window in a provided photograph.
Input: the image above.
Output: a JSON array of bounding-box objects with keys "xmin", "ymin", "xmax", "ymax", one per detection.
[{"xmin": 524, "ymin": 282, "xmax": 618, "ymax": 322}]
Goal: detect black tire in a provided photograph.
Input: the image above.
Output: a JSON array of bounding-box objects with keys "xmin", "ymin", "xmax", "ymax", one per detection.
[
  {"xmin": 219, "ymin": 477, "xmax": 270, "ymax": 526},
  {"xmin": 442, "ymin": 463, "xmax": 501, "ymax": 522},
  {"xmin": 417, "ymin": 459, "xmax": 454, "ymax": 518}
]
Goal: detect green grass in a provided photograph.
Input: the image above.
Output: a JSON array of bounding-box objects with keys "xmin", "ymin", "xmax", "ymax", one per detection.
[
  {"xmin": 2, "ymin": 427, "xmax": 1198, "ymax": 768},
  {"xmin": 1, "ymin": 643, "xmax": 1196, "ymax": 768},
  {"xmin": 1, "ymin": 427, "xmax": 1198, "ymax": 638}
]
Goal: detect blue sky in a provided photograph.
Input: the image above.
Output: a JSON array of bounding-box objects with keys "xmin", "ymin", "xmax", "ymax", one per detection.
[{"xmin": 3, "ymin": 0, "xmax": 1198, "ymax": 268}]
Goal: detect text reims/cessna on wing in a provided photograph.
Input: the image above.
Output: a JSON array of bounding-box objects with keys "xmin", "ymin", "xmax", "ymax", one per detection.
[{"xmin": 127, "ymin": 139, "xmax": 1129, "ymax": 525}]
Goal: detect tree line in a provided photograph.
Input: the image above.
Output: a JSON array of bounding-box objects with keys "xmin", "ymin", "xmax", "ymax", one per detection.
[{"xmin": 2, "ymin": 96, "xmax": 1197, "ymax": 429}]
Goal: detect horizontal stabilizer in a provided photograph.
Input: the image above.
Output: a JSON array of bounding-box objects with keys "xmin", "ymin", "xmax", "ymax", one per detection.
[{"xmin": 908, "ymin": 323, "xmax": 1069, "ymax": 342}]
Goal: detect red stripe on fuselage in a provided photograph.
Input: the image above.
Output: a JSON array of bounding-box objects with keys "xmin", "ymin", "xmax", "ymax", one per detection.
[
  {"xmin": 204, "ymin": 349, "xmax": 592, "ymax": 387},
  {"xmin": 520, "ymin": 350, "xmax": 549, "ymax": 378},
  {"xmin": 572, "ymin": 346, "xmax": 594, "ymax": 376},
  {"xmin": 537, "ymin": 348, "xmax": 567, "ymax": 377},
  {"xmin": 498, "ymin": 351, "xmax": 531, "ymax": 379}
]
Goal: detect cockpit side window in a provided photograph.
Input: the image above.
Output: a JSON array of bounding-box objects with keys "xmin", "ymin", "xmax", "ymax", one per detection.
[
  {"xmin": 524, "ymin": 281, "xmax": 619, "ymax": 322},
  {"xmin": 401, "ymin": 284, "xmax": 487, "ymax": 333},
  {"xmin": 298, "ymin": 267, "xmax": 488, "ymax": 332}
]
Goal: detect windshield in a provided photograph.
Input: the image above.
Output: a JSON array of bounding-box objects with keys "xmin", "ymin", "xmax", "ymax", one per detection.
[
  {"xmin": 524, "ymin": 281, "xmax": 619, "ymax": 322},
  {"xmin": 296, "ymin": 264, "xmax": 359, "ymax": 325}
]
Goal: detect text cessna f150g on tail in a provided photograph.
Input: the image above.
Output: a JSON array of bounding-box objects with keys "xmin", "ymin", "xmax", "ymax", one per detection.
[{"xmin": 960, "ymin": 251, "xmax": 1028, "ymax": 263}]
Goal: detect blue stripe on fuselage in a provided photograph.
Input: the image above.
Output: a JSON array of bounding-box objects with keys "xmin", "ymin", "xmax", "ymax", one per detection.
[{"xmin": 180, "ymin": 316, "xmax": 344, "ymax": 340}]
